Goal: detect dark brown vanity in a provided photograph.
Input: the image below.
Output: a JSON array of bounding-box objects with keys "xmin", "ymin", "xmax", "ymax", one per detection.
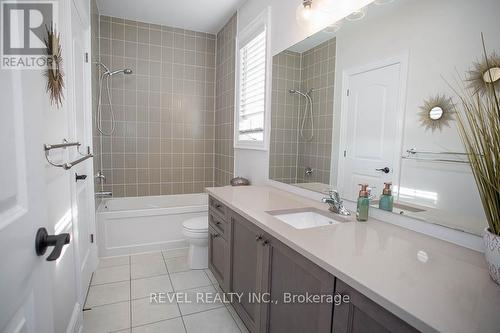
[{"xmin": 208, "ymin": 195, "xmax": 418, "ymax": 333}]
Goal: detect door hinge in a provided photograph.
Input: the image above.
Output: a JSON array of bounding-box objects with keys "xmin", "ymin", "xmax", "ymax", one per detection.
[
  {"xmin": 85, "ymin": 52, "xmax": 89, "ymax": 63},
  {"xmin": 347, "ymin": 89, "xmax": 350, "ymax": 96},
  {"xmin": 90, "ymin": 233, "xmax": 94, "ymax": 243},
  {"xmin": 343, "ymin": 150, "xmax": 347, "ymax": 157}
]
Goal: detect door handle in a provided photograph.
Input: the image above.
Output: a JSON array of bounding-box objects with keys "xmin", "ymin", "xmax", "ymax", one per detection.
[
  {"xmin": 375, "ymin": 167, "xmax": 390, "ymax": 174},
  {"xmin": 75, "ymin": 173, "xmax": 87, "ymax": 181},
  {"xmin": 35, "ymin": 227, "xmax": 71, "ymax": 261}
]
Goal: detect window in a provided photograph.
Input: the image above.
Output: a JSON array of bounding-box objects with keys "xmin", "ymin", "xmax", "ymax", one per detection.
[{"xmin": 235, "ymin": 10, "xmax": 270, "ymax": 149}]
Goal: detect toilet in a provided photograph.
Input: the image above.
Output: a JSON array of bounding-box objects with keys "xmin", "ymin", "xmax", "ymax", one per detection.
[{"xmin": 182, "ymin": 216, "xmax": 209, "ymax": 269}]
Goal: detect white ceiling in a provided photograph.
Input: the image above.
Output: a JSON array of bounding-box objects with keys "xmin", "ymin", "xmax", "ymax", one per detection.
[{"xmin": 97, "ymin": 0, "xmax": 244, "ymax": 34}]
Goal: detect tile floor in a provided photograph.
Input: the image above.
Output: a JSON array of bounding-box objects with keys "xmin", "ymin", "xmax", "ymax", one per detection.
[{"xmin": 83, "ymin": 248, "xmax": 248, "ymax": 333}]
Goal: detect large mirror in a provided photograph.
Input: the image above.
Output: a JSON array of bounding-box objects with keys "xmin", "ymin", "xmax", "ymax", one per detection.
[{"xmin": 269, "ymin": 0, "xmax": 500, "ymax": 236}]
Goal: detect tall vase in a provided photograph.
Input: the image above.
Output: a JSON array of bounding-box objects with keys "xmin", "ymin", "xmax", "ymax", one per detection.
[{"xmin": 483, "ymin": 227, "xmax": 500, "ymax": 285}]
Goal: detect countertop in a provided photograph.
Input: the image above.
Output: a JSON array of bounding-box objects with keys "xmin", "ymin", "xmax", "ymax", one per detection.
[{"xmin": 206, "ymin": 185, "xmax": 500, "ymax": 333}]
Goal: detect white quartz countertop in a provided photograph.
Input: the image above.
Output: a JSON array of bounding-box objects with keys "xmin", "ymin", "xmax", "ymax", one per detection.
[{"xmin": 206, "ymin": 185, "xmax": 500, "ymax": 333}]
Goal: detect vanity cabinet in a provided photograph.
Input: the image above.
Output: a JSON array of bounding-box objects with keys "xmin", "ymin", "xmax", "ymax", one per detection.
[
  {"xmin": 229, "ymin": 209, "xmax": 334, "ymax": 333},
  {"xmin": 260, "ymin": 234, "xmax": 335, "ymax": 333},
  {"xmin": 229, "ymin": 210, "xmax": 266, "ymax": 333},
  {"xmin": 332, "ymin": 279, "xmax": 418, "ymax": 333},
  {"xmin": 208, "ymin": 195, "xmax": 418, "ymax": 333},
  {"xmin": 208, "ymin": 200, "xmax": 231, "ymax": 292}
]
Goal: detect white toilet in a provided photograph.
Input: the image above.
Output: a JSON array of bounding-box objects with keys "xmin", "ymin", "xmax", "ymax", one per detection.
[{"xmin": 182, "ymin": 216, "xmax": 209, "ymax": 269}]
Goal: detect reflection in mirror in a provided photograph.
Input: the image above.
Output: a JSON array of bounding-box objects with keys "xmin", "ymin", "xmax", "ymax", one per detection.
[
  {"xmin": 269, "ymin": 38, "xmax": 336, "ymax": 193},
  {"xmin": 269, "ymin": 0, "xmax": 500, "ymax": 236},
  {"xmin": 429, "ymin": 107, "xmax": 443, "ymax": 120}
]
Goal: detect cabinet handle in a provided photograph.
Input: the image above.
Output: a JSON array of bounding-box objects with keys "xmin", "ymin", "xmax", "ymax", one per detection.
[
  {"xmin": 262, "ymin": 240, "xmax": 269, "ymax": 246},
  {"xmin": 255, "ymin": 235, "xmax": 263, "ymax": 242}
]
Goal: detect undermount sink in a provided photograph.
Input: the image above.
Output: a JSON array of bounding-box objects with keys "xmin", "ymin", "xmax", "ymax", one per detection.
[{"xmin": 268, "ymin": 208, "xmax": 351, "ymax": 229}]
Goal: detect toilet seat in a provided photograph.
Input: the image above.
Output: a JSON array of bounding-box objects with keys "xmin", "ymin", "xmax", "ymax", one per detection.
[{"xmin": 182, "ymin": 216, "xmax": 208, "ymax": 232}]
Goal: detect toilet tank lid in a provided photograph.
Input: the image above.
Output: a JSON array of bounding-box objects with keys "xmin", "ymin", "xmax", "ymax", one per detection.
[{"xmin": 183, "ymin": 216, "xmax": 208, "ymax": 230}]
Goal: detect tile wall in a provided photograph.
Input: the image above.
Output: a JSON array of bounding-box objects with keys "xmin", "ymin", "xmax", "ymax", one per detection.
[
  {"xmin": 297, "ymin": 38, "xmax": 336, "ymax": 184},
  {"xmin": 214, "ymin": 14, "xmax": 237, "ymax": 186},
  {"xmin": 269, "ymin": 38, "xmax": 336, "ymax": 185},
  {"xmin": 269, "ymin": 51, "xmax": 302, "ymax": 184},
  {"xmin": 97, "ymin": 16, "xmax": 216, "ymax": 196}
]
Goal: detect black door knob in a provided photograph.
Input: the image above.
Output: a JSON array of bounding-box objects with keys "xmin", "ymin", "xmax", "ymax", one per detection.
[
  {"xmin": 35, "ymin": 227, "xmax": 71, "ymax": 261},
  {"xmin": 376, "ymin": 167, "xmax": 390, "ymax": 174},
  {"xmin": 75, "ymin": 173, "xmax": 87, "ymax": 181}
]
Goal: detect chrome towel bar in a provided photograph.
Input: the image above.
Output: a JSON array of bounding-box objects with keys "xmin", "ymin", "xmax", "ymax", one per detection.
[
  {"xmin": 402, "ymin": 147, "xmax": 470, "ymax": 164},
  {"xmin": 44, "ymin": 139, "xmax": 93, "ymax": 170},
  {"xmin": 44, "ymin": 140, "xmax": 81, "ymax": 151}
]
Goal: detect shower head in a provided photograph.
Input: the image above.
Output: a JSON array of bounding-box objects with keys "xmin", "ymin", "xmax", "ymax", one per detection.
[{"xmin": 108, "ymin": 68, "xmax": 133, "ymax": 76}]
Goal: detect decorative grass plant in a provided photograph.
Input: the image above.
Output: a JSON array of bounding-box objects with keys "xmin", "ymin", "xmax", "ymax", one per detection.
[{"xmin": 451, "ymin": 34, "xmax": 500, "ymax": 236}]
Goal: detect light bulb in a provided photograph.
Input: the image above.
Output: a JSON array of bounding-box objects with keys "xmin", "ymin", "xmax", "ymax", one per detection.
[{"xmin": 296, "ymin": 0, "xmax": 313, "ymax": 25}]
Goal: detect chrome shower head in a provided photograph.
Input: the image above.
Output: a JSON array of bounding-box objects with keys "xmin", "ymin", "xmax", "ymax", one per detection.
[{"xmin": 108, "ymin": 68, "xmax": 133, "ymax": 76}]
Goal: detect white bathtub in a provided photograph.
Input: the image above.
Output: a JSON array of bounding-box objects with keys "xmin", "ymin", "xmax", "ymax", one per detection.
[{"xmin": 97, "ymin": 193, "xmax": 208, "ymax": 257}]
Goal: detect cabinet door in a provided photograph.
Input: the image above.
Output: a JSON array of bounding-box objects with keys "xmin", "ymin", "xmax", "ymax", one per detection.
[
  {"xmin": 260, "ymin": 236, "xmax": 335, "ymax": 333},
  {"xmin": 230, "ymin": 212, "xmax": 265, "ymax": 333},
  {"xmin": 333, "ymin": 279, "xmax": 418, "ymax": 333},
  {"xmin": 208, "ymin": 226, "xmax": 230, "ymax": 292}
]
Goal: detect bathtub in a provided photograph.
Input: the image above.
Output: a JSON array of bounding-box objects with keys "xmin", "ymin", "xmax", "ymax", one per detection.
[{"xmin": 96, "ymin": 193, "xmax": 208, "ymax": 257}]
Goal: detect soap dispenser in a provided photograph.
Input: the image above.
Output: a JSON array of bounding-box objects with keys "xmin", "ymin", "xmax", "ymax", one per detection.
[
  {"xmin": 379, "ymin": 182, "xmax": 394, "ymax": 212},
  {"xmin": 356, "ymin": 184, "xmax": 370, "ymax": 222}
]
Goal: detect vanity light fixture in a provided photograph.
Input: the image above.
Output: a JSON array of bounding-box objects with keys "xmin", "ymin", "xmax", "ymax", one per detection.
[
  {"xmin": 345, "ymin": 8, "xmax": 366, "ymax": 21},
  {"xmin": 324, "ymin": 20, "xmax": 343, "ymax": 34},
  {"xmin": 296, "ymin": 0, "xmax": 330, "ymax": 27},
  {"xmin": 374, "ymin": 0, "xmax": 395, "ymax": 5},
  {"xmin": 297, "ymin": 0, "xmax": 313, "ymax": 21}
]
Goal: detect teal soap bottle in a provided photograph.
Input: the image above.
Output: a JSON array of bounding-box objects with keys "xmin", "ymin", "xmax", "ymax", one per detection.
[
  {"xmin": 379, "ymin": 182, "xmax": 394, "ymax": 212},
  {"xmin": 356, "ymin": 184, "xmax": 370, "ymax": 222}
]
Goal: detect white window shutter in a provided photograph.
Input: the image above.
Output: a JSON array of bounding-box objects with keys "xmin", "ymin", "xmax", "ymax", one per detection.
[{"xmin": 238, "ymin": 28, "xmax": 267, "ymax": 142}]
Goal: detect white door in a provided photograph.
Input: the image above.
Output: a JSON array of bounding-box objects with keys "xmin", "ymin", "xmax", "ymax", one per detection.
[
  {"xmin": 339, "ymin": 59, "xmax": 405, "ymax": 201},
  {"xmin": 0, "ymin": 62, "xmax": 55, "ymax": 333},
  {"xmin": 69, "ymin": 1, "xmax": 97, "ymax": 308}
]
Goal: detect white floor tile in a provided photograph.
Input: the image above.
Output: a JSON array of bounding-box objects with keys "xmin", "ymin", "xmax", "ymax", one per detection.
[
  {"xmin": 131, "ymin": 252, "xmax": 164, "ymax": 264},
  {"xmin": 98, "ymin": 256, "xmax": 130, "ymax": 268},
  {"xmin": 86, "ymin": 281, "xmax": 130, "ymax": 307},
  {"xmin": 131, "ymin": 275, "xmax": 173, "ymax": 300},
  {"xmin": 170, "ymin": 270, "xmax": 212, "ymax": 291},
  {"xmin": 162, "ymin": 248, "xmax": 189, "ymax": 259},
  {"xmin": 92, "ymin": 265, "xmax": 130, "ymax": 285},
  {"xmin": 131, "ymin": 296, "xmax": 181, "ymax": 327},
  {"xmin": 82, "ymin": 301, "xmax": 130, "ymax": 333},
  {"xmin": 131, "ymin": 261, "xmax": 167, "ymax": 279},
  {"xmin": 132, "ymin": 317, "xmax": 186, "ymax": 333},
  {"xmin": 178, "ymin": 285, "xmax": 224, "ymax": 316},
  {"xmin": 204, "ymin": 269, "xmax": 218, "ymax": 285},
  {"xmin": 165, "ymin": 256, "xmax": 190, "ymax": 273},
  {"xmin": 183, "ymin": 307, "xmax": 240, "ymax": 333}
]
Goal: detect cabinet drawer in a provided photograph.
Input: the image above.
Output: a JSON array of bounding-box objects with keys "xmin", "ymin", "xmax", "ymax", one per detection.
[
  {"xmin": 209, "ymin": 196, "xmax": 227, "ymax": 218},
  {"xmin": 209, "ymin": 211, "xmax": 228, "ymax": 240}
]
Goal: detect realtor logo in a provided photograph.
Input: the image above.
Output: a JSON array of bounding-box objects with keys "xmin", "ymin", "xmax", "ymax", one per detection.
[{"xmin": 1, "ymin": 0, "xmax": 58, "ymax": 69}]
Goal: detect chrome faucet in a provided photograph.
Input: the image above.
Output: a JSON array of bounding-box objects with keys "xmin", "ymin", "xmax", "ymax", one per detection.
[
  {"xmin": 322, "ymin": 190, "xmax": 351, "ymax": 216},
  {"xmin": 95, "ymin": 170, "xmax": 106, "ymax": 184},
  {"xmin": 95, "ymin": 191, "xmax": 112, "ymax": 198}
]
